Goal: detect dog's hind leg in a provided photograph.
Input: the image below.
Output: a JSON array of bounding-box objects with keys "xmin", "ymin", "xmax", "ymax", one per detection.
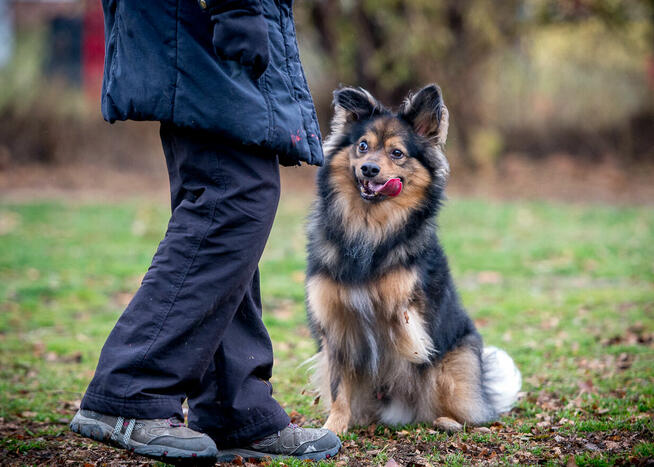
[{"xmin": 430, "ymin": 343, "xmax": 496, "ymax": 430}]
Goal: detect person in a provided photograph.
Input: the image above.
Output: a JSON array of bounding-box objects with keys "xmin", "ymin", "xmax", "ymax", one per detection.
[{"xmin": 69, "ymin": 0, "xmax": 341, "ymax": 463}]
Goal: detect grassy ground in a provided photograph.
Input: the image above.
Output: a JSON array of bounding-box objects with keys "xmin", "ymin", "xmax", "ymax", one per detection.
[{"xmin": 0, "ymin": 193, "xmax": 652, "ymax": 466}]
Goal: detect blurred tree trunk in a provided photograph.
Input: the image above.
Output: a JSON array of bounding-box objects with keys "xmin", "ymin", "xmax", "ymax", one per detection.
[
  {"xmin": 441, "ymin": 0, "xmax": 477, "ymax": 169},
  {"xmin": 300, "ymin": 0, "xmax": 522, "ymax": 170}
]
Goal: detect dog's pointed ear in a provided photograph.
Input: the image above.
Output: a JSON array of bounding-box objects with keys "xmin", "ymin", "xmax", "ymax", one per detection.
[
  {"xmin": 332, "ymin": 87, "xmax": 379, "ymax": 125},
  {"xmin": 400, "ymin": 84, "xmax": 449, "ymax": 145}
]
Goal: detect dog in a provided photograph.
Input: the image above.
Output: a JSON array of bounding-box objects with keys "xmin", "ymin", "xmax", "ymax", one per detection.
[{"xmin": 305, "ymin": 84, "xmax": 521, "ymax": 435}]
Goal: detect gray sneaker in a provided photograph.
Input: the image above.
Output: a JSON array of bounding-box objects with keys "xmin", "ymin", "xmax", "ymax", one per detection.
[
  {"xmin": 69, "ymin": 409, "xmax": 218, "ymax": 464},
  {"xmin": 216, "ymin": 423, "xmax": 341, "ymax": 462}
]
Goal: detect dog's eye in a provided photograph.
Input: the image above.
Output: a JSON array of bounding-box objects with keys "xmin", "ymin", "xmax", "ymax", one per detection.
[
  {"xmin": 391, "ymin": 149, "xmax": 404, "ymax": 159},
  {"xmin": 358, "ymin": 141, "xmax": 369, "ymax": 153}
]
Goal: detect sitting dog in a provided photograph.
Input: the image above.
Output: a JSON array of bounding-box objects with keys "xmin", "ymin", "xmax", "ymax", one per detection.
[{"xmin": 305, "ymin": 84, "xmax": 521, "ymax": 434}]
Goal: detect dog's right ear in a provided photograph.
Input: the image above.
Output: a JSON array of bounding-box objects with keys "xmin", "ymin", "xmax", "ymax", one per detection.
[{"xmin": 332, "ymin": 87, "xmax": 379, "ymax": 127}]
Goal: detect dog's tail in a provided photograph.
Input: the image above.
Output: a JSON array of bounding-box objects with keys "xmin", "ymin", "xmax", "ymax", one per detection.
[{"xmin": 482, "ymin": 346, "xmax": 522, "ymax": 414}]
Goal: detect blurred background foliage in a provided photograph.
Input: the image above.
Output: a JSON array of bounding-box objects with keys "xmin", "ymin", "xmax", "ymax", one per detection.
[
  {"xmin": 295, "ymin": 0, "xmax": 654, "ymax": 170},
  {"xmin": 0, "ymin": 0, "xmax": 652, "ymax": 176}
]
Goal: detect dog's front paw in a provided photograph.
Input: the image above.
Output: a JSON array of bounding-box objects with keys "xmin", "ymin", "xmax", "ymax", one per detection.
[
  {"xmin": 434, "ymin": 416, "xmax": 463, "ymax": 433},
  {"xmin": 323, "ymin": 414, "xmax": 349, "ymax": 435}
]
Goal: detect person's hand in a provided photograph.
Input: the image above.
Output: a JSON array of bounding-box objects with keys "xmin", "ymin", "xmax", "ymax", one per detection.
[{"xmin": 211, "ymin": 9, "xmax": 270, "ymax": 79}]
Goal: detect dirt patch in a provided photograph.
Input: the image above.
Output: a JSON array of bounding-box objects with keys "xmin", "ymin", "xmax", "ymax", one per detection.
[
  {"xmin": 336, "ymin": 424, "xmax": 652, "ymax": 466},
  {"xmin": 0, "ymin": 419, "xmax": 154, "ymax": 466},
  {"xmin": 450, "ymin": 153, "xmax": 654, "ymax": 205},
  {"xmin": 0, "ymin": 410, "xmax": 651, "ymax": 467}
]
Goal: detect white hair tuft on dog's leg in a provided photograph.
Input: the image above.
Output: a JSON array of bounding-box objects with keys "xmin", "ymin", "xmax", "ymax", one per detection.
[{"xmin": 482, "ymin": 346, "xmax": 522, "ymax": 414}]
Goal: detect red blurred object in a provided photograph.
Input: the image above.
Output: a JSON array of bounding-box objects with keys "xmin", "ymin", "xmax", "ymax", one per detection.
[{"xmin": 82, "ymin": 0, "xmax": 104, "ymax": 103}]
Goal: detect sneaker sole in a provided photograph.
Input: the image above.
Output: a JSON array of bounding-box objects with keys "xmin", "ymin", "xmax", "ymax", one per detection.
[
  {"xmin": 69, "ymin": 412, "xmax": 218, "ymax": 465},
  {"xmin": 216, "ymin": 440, "xmax": 342, "ymax": 463}
]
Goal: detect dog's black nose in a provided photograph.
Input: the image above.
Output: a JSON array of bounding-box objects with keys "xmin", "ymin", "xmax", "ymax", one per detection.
[{"xmin": 361, "ymin": 162, "xmax": 380, "ymax": 178}]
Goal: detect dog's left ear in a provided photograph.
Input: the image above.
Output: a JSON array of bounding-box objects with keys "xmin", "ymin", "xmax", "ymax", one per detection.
[{"xmin": 400, "ymin": 84, "xmax": 449, "ymax": 146}]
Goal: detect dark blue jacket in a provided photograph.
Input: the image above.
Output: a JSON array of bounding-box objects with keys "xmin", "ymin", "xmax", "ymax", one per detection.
[{"xmin": 101, "ymin": 0, "xmax": 323, "ymax": 166}]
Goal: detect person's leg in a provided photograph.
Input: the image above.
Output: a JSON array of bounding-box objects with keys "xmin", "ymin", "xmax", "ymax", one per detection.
[
  {"xmin": 80, "ymin": 125, "xmax": 285, "ymax": 429},
  {"xmin": 185, "ymin": 228, "xmax": 341, "ymax": 463},
  {"xmin": 188, "ymin": 268, "xmax": 289, "ymax": 447},
  {"xmin": 74, "ymin": 124, "xmax": 341, "ymax": 461}
]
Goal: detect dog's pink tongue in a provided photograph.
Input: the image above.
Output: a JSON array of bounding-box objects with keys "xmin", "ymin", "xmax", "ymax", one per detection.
[{"xmin": 373, "ymin": 178, "xmax": 402, "ymax": 197}]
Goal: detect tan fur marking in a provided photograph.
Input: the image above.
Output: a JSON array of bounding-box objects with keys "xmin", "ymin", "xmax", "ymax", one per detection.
[
  {"xmin": 368, "ymin": 267, "xmax": 418, "ymax": 316},
  {"xmin": 323, "ymin": 375, "xmax": 352, "ymax": 435},
  {"xmin": 308, "ymin": 268, "xmax": 433, "ymax": 367},
  {"xmin": 391, "ymin": 302, "xmax": 434, "ymax": 363},
  {"xmin": 370, "ymin": 268, "xmax": 434, "ymax": 363},
  {"xmin": 383, "ymin": 136, "xmax": 409, "ymax": 158},
  {"xmin": 328, "ymin": 141, "xmax": 432, "ymax": 245},
  {"xmin": 354, "ymin": 131, "xmax": 379, "ymax": 158},
  {"xmin": 434, "ymin": 416, "xmax": 463, "ymax": 433},
  {"xmin": 308, "ymin": 268, "xmax": 418, "ymax": 326},
  {"xmin": 307, "ymin": 274, "xmax": 372, "ymax": 374},
  {"xmin": 432, "ymin": 346, "xmax": 484, "ymax": 423},
  {"xmin": 306, "ymin": 275, "xmax": 346, "ymax": 330}
]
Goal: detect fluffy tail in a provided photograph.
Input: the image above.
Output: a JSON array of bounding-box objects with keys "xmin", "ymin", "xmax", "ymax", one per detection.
[{"xmin": 482, "ymin": 346, "xmax": 522, "ymax": 414}]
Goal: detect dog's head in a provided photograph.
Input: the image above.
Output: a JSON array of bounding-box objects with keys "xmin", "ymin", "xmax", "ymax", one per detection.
[{"xmin": 323, "ymin": 84, "xmax": 450, "ymax": 206}]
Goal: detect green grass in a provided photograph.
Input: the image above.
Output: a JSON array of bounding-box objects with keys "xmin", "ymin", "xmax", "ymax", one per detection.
[{"xmin": 0, "ymin": 194, "xmax": 652, "ymax": 465}]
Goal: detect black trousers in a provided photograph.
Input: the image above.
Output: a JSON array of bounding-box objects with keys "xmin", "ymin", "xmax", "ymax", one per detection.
[{"xmin": 81, "ymin": 124, "xmax": 290, "ymax": 447}]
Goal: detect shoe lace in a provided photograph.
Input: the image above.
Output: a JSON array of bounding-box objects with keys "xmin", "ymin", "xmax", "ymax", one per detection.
[{"xmin": 167, "ymin": 417, "xmax": 185, "ymax": 427}]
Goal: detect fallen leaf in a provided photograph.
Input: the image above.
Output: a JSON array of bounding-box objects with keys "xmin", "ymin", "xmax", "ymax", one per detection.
[
  {"xmin": 577, "ymin": 379, "xmax": 595, "ymax": 395},
  {"xmin": 289, "ymin": 410, "xmax": 305, "ymax": 426},
  {"xmin": 616, "ymin": 352, "xmax": 633, "ymax": 370}
]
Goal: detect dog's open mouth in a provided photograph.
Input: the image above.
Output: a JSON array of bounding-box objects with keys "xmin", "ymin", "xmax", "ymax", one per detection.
[{"xmin": 357, "ymin": 178, "xmax": 403, "ymax": 200}]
